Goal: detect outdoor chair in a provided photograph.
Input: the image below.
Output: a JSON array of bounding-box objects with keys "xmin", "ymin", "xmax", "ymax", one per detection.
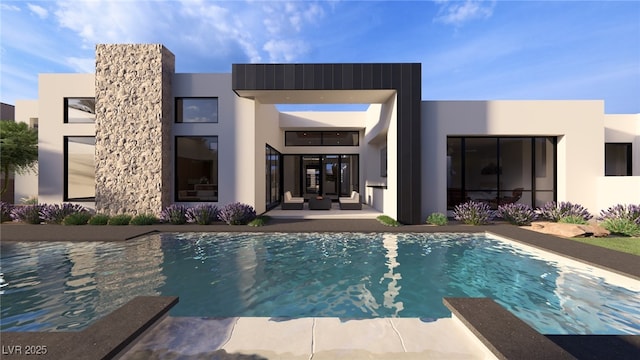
[
  {"xmin": 339, "ymin": 191, "xmax": 362, "ymax": 210},
  {"xmin": 282, "ymin": 191, "xmax": 304, "ymax": 210}
]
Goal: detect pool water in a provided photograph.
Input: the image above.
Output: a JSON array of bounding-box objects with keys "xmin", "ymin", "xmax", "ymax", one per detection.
[{"xmin": 1, "ymin": 232, "xmax": 639, "ymax": 334}]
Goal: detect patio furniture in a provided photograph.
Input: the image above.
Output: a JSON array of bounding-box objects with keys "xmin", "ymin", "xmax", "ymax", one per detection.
[
  {"xmin": 339, "ymin": 191, "xmax": 362, "ymax": 210},
  {"xmin": 282, "ymin": 191, "xmax": 304, "ymax": 210},
  {"xmin": 309, "ymin": 196, "xmax": 331, "ymax": 210}
]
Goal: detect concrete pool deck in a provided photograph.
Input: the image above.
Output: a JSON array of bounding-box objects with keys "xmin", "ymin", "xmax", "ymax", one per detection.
[{"xmin": 1, "ymin": 220, "xmax": 639, "ymax": 359}]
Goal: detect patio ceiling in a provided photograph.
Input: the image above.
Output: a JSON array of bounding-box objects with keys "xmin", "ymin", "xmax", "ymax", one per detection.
[{"xmin": 234, "ymin": 89, "xmax": 396, "ymax": 104}]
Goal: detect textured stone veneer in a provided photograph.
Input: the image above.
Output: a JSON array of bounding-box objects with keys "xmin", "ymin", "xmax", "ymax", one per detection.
[{"xmin": 95, "ymin": 44, "xmax": 174, "ymax": 215}]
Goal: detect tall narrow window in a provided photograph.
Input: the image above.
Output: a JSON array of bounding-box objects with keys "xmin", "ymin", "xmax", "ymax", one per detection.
[
  {"xmin": 64, "ymin": 98, "xmax": 95, "ymax": 123},
  {"xmin": 605, "ymin": 143, "xmax": 632, "ymax": 176},
  {"xmin": 176, "ymin": 137, "xmax": 218, "ymax": 202},
  {"xmin": 176, "ymin": 98, "xmax": 218, "ymax": 123},
  {"xmin": 265, "ymin": 144, "xmax": 281, "ymax": 209},
  {"xmin": 65, "ymin": 137, "xmax": 95, "ymax": 201}
]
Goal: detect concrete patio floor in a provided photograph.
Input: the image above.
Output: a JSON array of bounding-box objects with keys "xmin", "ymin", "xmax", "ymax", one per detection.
[
  {"xmin": 265, "ymin": 202, "xmax": 382, "ymax": 220},
  {"xmin": 121, "ymin": 316, "xmax": 493, "ymax": 359}
]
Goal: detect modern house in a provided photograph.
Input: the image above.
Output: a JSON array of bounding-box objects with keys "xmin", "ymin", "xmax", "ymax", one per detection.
[{"xmin": 14, "ymin": 44, "xmax": 640, "ymax": 224}]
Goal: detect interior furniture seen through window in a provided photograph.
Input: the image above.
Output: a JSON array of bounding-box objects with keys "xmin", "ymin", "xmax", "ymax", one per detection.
[
  {"xmin": 176, "ymin": 136, "xmax": 218, "ymax": 202},
  {"xmin": 176, "ymin": 98, "xmax": 218, "ymax": 123},
  {"xmin": 64, "ymin": 136, "xmax": 96, "ymax": 201},
  {"xmin": 447, "ymin": 137, "xmax": 556, "ymax": 210},
  {"xmin": 605, "ymin": 143, "xmax": 632, "ymax": 176},
  {"xmin": 64, "ymin": 98, "xmax": 95, "ymax": 123}
]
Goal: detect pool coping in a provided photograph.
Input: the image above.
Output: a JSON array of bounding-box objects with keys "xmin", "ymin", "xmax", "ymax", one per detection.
[{"xmin": 1, "ymin": 220, "xmax": 639, "ymax": 359}]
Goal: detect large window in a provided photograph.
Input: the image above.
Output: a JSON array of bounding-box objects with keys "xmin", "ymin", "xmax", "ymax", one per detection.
[
  {"xmin": 175, "ymin": 136, "xmax": 218, "ymax": 202},
  {"xmin": 283, "ymin": 154, "xmax": 359, "ymax": 200},
  {"xmin": 266, "ymin": 144, "xmax": 281, "ymax": 209},
  {"xmin": 176, "ymin": 98, "xmax": 218, "ymax": 123},
  {"xmin": 447, "ymin": 137, "xmax": 556, "ymax": 209},
  {"xmin": 605, "ymin": 143, "xmax": 632, "ymax": 176},
  {"xmin": 64, "ymin": 98, "xmax": 95, "ymax": 123},
  {"xmin": 64, "ymin": 137, "xmax": 95, "ymax": 201},
  {"xmin": 285, "ymin": 131, "xmax": 359, "ymax": 146}
]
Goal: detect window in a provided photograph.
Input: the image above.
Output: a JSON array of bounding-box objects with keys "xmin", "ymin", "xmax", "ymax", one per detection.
[
  {"xmin": 266, "ymin": 144, "xmax": 281, "ymax": 209},
  {"xmin": 64, "ymin": 98, "xmax": 95, "ymax": 123},
  {"xmin": 175, "ymin": 136, "xmax": 218, "ymax": 202},
  {"xmin": 605, "ymin": 143, "xmax": 632, "ymax": 176},
  {"xmin": 176, "ymin": 98, "xmax": 218, "ymax": 123},
  {"xmin": 285, "ymin": 131, "xmax": 359, "ymax": 146},
  {"xmin": 65, "ymin": 137, "xmax": 95, "ymax": 201},
  {"xmin": 447, "ymin": 137, "xmax": 556, "ymax": 209}
]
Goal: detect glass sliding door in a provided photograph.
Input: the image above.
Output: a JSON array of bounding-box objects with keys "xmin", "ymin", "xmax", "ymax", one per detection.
[
  {"xmin": 283, "ymin": 154, "xmax": 359, "ymax": 200},
  {"xmin": 303, "ymin": 156, "xmax": 321, "ymax": 198},
  {"xmin": 322, "ymin": 155, "xmax": 339, "ymax": 196},
  {"xmin": 340, "ymin": 155, "xmax": 359, "ymax": 196},
  {"xmin": 265, "ymin": 144, "xmax": 281, "ymax": 210}
]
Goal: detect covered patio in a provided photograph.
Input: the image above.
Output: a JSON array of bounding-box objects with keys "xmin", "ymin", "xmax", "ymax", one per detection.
[{"xmin": 266, "ymin": 202, "xmax": 381, "ymax": 220}]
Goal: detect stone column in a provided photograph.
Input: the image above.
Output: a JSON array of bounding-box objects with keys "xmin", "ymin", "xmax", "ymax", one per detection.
[{"xmin": 95, "ymin": 44, "xmax": 174, "ymax": 215}]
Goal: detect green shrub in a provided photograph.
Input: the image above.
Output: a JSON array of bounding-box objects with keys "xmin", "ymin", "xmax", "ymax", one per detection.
[
  {"xmin": 88, "ymin": 214, "xmax": 110, "ymax": 225},
  {"xmin": 130, "ymin": 213, "xmax": 159, "ymax": 225},
  {"xmin": 426, "ymin": 212, "xmax": 448, "ymax": 226},
  {"xmin": 108, "ymin": 214, "xmax": 132, "ymax": 225},
  {"xmin": 248, "ymin": 215, "xmax": 270, "ymax": 227},
  {"xmin": 558, "ymin": 215, "xmax": 588, "ymax": 225},
  {"xmin": 63, "ymin": 212, "xmax": 92, "ymax": 225},
  {"xmin": 602, "ymin": 218, "xmax": 640, "ymax": 237},
  {"xmin": 377, "ymin": 215, "xmax": 401, "ymax": 227}
]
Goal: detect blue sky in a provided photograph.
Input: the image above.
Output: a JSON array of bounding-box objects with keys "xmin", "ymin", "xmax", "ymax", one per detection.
[{"xmin": 1, "ymin": 0, "xmax": 638, "ymax": 113}]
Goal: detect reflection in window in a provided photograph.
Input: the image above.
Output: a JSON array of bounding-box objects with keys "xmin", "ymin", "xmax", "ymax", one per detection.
[
  {"xmin": 176, "ymin": 137, "xmax": 218, "ymax": 202},
  {"xmin": 65, "ymin": 137, "xmax": 95, "ymax": 201},
  {"xmin": 65, "ymin": 98, "xmax": 95, "ymax": 123},
  {"xmin": 266, "ymin": 144, "xmax": 281, "ymax": 209},
  {"xmin": 605, "ymin": 143, "xmax": 632, "ymax": 176},
  {"xmin": 285, "ymin": 131, "xmax": 359, "ymax": 146},
  {"xmin": 176, "ymin": 98, "xmax": 218, "ymax": 123},
  {"xmin": 447, "ymin": 137, "xmax": 556, "ymax": 209}
]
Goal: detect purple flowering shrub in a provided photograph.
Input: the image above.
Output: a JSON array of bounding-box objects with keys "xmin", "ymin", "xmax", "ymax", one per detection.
[
  {"xmin": 453, "ymin": 201, "xmax": 494, "ymax": 225},
  {"xmin": 1, "ymin": 201, "xmax": 12, "ymax": 223},
  {"xmin": 186, "ymin": 204, "xmax": 219, "ymax": 225},
  {"xmin": 218, "ymin": 202, "xmax": 256, "ymax": 225},
  {"xmin": 496, "ymin": 203, "xmax": 537, "ymax": 226},
  {"xmin": 40, "ymin": 203, "xmax": 90, "ymax": 224},
  {"xmin": 598, "ymin": 204, "xmax": 640, "ymax": 225},
  {"xmin": 10, "ymin": 204, "xmax": 44, "ymax": 224},
  {"xmin": 536, "ymin": 201, "xmax": 593, "ymax": 222},
  {"xmin": 598, "ymin": 204, "xmax": 640, "ymax": 236},
  {"xmin": 160, "ymin": 204, "xmax": 188, "ymax": 224}
]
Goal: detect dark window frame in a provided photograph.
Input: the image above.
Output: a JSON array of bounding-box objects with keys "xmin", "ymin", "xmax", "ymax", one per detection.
[
  {"xmin": 605, "ymin": 142, "xmax": 633, "ymax": 176},
  {"xmin": 265, "ymin": 144, "xmax": 282, "ymax": 210},
  {"xmin": 446, "ymin": 136, "xmax": 557, "ymax": 210},
  {"xmin": 64, "ymin": 136, "xmax": 96, "ymax": 202},
  {"xmin": 285, "ymin": 131, "xmax": 359, "ymax": 146},
  {"xmin": 175, "ymin": 97, "xmax": 219, "ymax": 123},
  {"xmin": 64, "ymin": 98, "xmax": 96, "ymax": 123},
  {"xmin": 174, "ymin": 136, "xmax": 219, "ymax": 202}
]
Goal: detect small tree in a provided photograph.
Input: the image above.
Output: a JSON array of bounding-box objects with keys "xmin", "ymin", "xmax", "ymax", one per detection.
[{"xmin": 0, "ymin": 121, "xmax": 38, "ymax": 195}]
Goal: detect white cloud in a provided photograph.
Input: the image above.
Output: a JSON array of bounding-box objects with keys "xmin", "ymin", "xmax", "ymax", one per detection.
[
  {"xmin": 435, "ymin": 0, "xmax": 496, "ymax": 26},
  {"xmin": 27, "ymin": 3, "xmax": 49, "ymax": 19},
  {"xmin": 66, "ymin": 57, "xmax": 94, "ymax": 73},
  {"xmin": 263, "ymin": 39, "xmax": 309, "ymax": 62},
  {"xmin": 0, "ymin": 3, "xmax": 20, "ymax": 11}
]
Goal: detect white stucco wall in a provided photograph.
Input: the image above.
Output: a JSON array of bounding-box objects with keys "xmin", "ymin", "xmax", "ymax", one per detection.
[
  {"xmin": 422, "ymin": 100, "xmax": 606, "ymax": 218},
  {"xmin": 254, "ymin": 101, "xmax": 283, "ymax": 213},
  {"xmin": 597, "ymin": 114, "xmax": 640, "ymax": 211},
  {"xmin": 38, "ymin": 74, "xmax": 96, "ymax": 207},
  {"xmin": 14, "ymin": 100, "xmax": 39, "ymax": 203},
  {"xmin": 173, "ymin": 73, "xmax": 258, "ymax": 209}
]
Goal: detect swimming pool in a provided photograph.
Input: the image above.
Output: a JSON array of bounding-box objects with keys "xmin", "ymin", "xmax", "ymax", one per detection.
[{"xmin": 1, "ymin": 232, "xmax": 638, "ymax": 334}]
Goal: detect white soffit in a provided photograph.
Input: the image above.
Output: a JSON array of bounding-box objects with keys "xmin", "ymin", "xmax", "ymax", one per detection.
[{"xmin": 235, "ymin": 89, "xmax": 396, "ymax": 104}]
